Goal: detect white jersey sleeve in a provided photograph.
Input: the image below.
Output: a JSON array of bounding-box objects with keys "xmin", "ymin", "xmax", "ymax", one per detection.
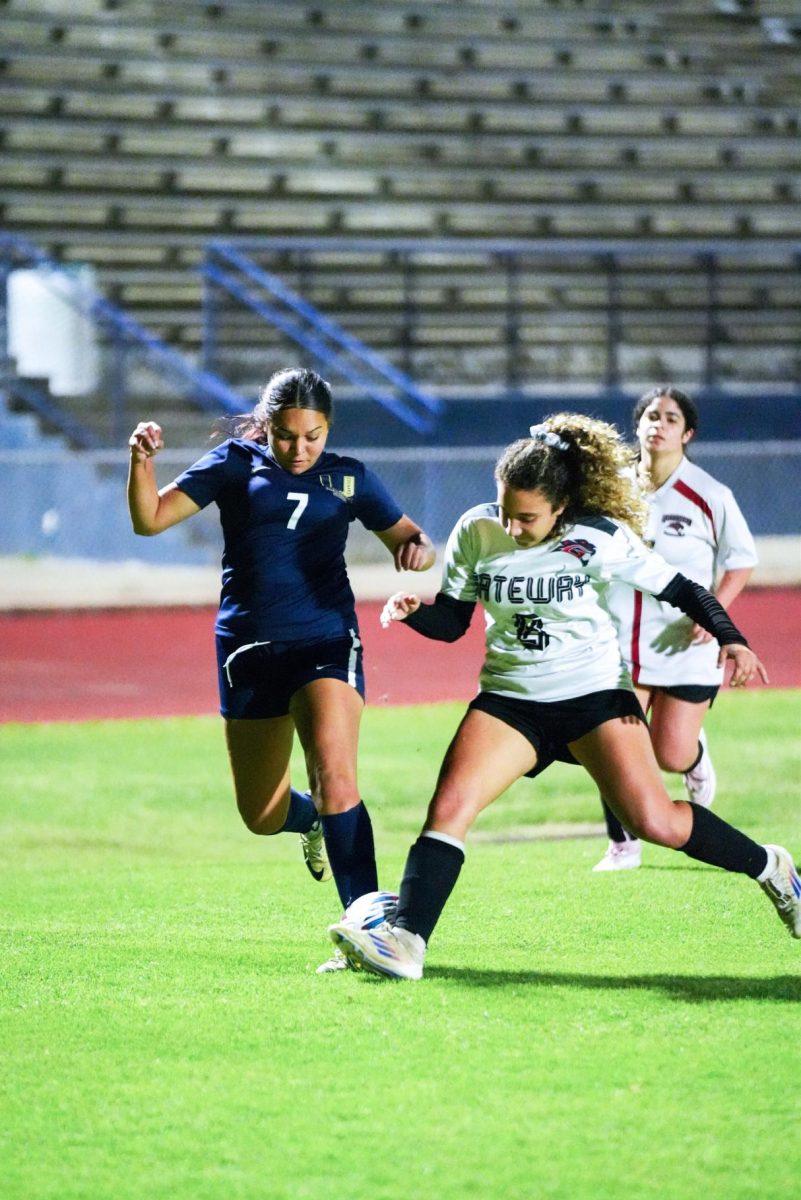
[
  {"xmin": 585, "ymin": 516, "xmax": 678, "ymax": 596},
  {"xmin": 701, "ymin": 474, "xmax": 758, "ymax": 576},
  {"xmin": 606, "ymin": 458, "xmax": 758, "ymax": 687},
  {"xmin": 439, "ymin": 503, "xmax": 488, "ymax": 603}
]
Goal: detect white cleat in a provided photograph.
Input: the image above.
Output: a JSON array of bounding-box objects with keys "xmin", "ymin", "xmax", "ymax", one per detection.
[
  {"xmin": 759, "ymin": 845, "xmax": 801, "ymax": 938},
  {"xmin": 315, "ymin": 948, "xmax": 358, "ymax": 974},
  {"xmin": 328, "ymin": 921, "xmax": 426, "ymax": 980},
  {"xmin": 592, "ymin": 839, "xmax": 642, "ymax": 872},
  {"xmin": 683, "ymin": 729, "xmax": 716, "ymax": 809},
  {"xmin": 300, "ymin": 818, "xmax": 332, "ymax": 882}
]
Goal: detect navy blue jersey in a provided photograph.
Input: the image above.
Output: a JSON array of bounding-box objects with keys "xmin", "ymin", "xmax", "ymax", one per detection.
[{"xmin": 174, "ymin": 439, "xmax": 403, "ymax": 640}]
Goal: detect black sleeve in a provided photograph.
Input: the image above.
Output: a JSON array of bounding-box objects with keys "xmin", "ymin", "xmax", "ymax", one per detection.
[
  {"xmin": 656, "ymin": 573, "xmax": 749, "ymax": 647},
  {"xmin": 403, "ymin": 592, "xmax": 476, "ymax": 643}
]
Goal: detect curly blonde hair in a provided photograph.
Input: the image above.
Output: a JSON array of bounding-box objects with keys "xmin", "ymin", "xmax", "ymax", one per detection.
[{"xmin": 495, "ymin": 412, "xmax": 647, "ymax": 540}]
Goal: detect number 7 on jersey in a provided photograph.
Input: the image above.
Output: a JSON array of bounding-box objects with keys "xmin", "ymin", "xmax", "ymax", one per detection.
[{"xmin": 286, "ymin": 492, "xmax": 309, "ymax": 529}]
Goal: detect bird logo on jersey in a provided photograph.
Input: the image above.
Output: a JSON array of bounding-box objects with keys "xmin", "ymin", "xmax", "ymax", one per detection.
[
  {"xmin": 514, "ymin": 613, "xmax": 551, "ymax": 650},
  {"xmin": 319, "ymin": 474, "xmax": 356, "ymax": 501},
  {"xmin": 554, "ymin": 537, "xmax": 596, "ymax": 565},
  {"xmin": 662, "ymin": 513, "xmax": 692, "ymax": 537}
]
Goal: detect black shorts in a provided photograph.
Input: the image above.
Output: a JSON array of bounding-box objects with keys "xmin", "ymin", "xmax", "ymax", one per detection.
[
  {"xmin": 650, "ymin": 683, "xmax": 719, "ymax": 706},
  {"xmin": 469, "ymin": 688, "xmax": 646, "ymax": 779},
  {"xmin": 216, "ymin": 630, "xmax": 365, "ymax": 719}
]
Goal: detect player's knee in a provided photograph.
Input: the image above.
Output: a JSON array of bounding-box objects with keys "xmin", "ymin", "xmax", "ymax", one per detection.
[
  {"xmin": 236, "ymin": 797, "xmax": 284, "ymax": 835},
  {"xmin": 308, "ymin": 764, "xmax": 358, "ymax": 813},
  {"xmin": 649, "ymin": 732, "xmax": 698, "ymax": 774},
  {"xmin": 627, "ymin": 806, "xmax": 685, "ymax": 848},
  {"xmin": 655, "ymin": 748, "xmax": 692, "ymax": 774}
]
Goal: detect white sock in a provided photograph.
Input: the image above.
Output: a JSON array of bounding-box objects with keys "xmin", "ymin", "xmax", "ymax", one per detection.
[
  {"xmin": 423, "ymin": 829, "xmax": 465, "ymax": 853},
  {"xmin": 392, "ymin": 926, "xmax": 427, "ymax": 955},
  {"xmin": 757, "ymin": 846, "xmax": 779, "ymax": 882}
]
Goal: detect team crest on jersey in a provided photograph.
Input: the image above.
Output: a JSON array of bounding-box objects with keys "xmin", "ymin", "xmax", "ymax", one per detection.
[
  {"xmin": 662, "ymin": 513, "xmax": 692, "ymax": 537},
  {"xmin": 554, "ymin": 537, "xmax": 596, "ymax": 565},
  {"xmin": 514, "ymin": 613, "xmax": 551, "ymax": 650},
  {"xmin": 319, "ymin": 473, "xmax": 355, "ymax": 501}
]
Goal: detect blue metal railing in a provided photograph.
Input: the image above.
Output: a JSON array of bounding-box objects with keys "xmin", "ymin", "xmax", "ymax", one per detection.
[
  {"xmin": 3, "ymin": 232, "xmax": 800, "ymax": 449},
  {"xmin": 203, "ymin": 240, "xmax": 444, "ymax": 435},
  {"xmin": 0, "ymin": 231, "xmax": 250, "ymax": 444},
  {"xmin": 6, "ymin": 377, "xmax": 104, "ymax": 450},
  {"xmin": 203, "ymin": 235, "xmax": 801, "ymax": 395}
]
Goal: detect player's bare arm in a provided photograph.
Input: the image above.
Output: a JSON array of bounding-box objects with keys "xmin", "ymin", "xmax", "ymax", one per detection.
[
  {"xmin": 375, "ymin": 516, "xmax": 436, "ymax": 572},
  {"xmin": 127, "ymin": 421, "xmax": 201, "ymax": 535}
]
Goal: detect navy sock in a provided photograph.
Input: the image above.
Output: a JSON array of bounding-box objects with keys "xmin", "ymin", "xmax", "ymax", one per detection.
[
  {"xmin": 277, "ymin": 789, "xmax": 318, "ymax": 834},
  {"xmin": 600, "ymin": 796, "xmax": 636, "ymax": 843},
  {"xmin": 394, "ymin": 834, "xmax": 465, "ymax": 944},
  {"xmin": 321, "ymin": 802, "xmax": 378, "ymax": 908},
  {"xmin": 680, "ymin": 803, "xmax": 768, "ymax": 879}
]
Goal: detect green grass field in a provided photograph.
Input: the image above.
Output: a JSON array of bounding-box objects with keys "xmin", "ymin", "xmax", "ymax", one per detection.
[{"xmin": 2, "ymin": 690, "xmax": 800, "ymax": 1200}]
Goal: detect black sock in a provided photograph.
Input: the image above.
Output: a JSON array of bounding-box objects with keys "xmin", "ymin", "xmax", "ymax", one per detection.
[
  {"xmin": 321, "ymin": 802, "xmax": 378, "ymax": 908},
  {"xmin": 394, "ymin": 834, "xmax": 465, "ymax": 944},
  {"xmin": 600, "ymin": 796, "xmax": 636, "ymax": 843},
  {"xmin": 680, "ymin": 803, "xmax": 768, "ymax": 879},
  {"xmin": 277, "ymin": 789, "xmax": 318, "ymax": 834}
]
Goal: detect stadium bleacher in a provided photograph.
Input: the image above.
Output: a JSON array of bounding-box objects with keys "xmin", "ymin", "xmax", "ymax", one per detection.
[{"xmin": 1, "ymin": 0, "xmax": 800, "ymax": 446}]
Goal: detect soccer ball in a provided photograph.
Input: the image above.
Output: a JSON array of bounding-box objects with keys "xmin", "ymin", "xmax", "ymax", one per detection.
[{"xmin": 341, "ymin": 889, "xmax": 398, "ymax": 931}]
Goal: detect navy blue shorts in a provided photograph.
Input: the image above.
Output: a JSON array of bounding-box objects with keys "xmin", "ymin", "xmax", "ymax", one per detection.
[
  {"xmin": 216, "ymin": 630, "xmax": 365, "ymax": 719},
  {"xmin": 469, "ymin": 688, "xmax": 646, "ymax": 779}
]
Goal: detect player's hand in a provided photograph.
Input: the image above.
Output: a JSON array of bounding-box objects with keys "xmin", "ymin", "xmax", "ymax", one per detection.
[
  {"xmin": 690, "ymin": 622, "xmax": 713, "ymax": 645},
  {"xmin": 129, "ymin": 421, "xmax": 164, "ymax": 462},
  {"xmin": 393, "ymin": 532, "xmax": 434, "ymax": 573},
  {"xmin": 380, "ymin": 592, "xmax": 422, "ymax": 628},
  {"xmin": 719, "ymin": 643, "xmax": 769, "ymax": 687}
]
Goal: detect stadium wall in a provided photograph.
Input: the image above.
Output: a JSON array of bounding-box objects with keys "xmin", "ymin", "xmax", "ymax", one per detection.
[{"xmin": 1, "ymin": 441, "xmax": 799, "ymax": 591}]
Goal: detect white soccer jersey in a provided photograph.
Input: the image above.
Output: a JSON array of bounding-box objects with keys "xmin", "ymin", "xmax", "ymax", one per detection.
[
  {"xmin": 439, "ymin": 503, "xmax": 678, "ymax": 702},
  {"xmin": 605, "ymin": 458, "xmax": 757, "ymax": 687}
]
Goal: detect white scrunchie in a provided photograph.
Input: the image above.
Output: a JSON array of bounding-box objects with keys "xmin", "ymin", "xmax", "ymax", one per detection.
[{"xmin": 529, "ymin": 423, "xmax": 570, "ymax": 452}]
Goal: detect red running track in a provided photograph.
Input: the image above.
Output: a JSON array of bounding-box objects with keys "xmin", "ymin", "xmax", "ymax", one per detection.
[{"xmin": 0, "ymin": 590, "xmax": 798, "ymax": 723}]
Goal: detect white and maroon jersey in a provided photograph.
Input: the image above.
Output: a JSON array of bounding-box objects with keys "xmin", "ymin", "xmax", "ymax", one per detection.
[
  {"xmin": 439, "ymin": 503, "xmax": 678, "ymax": 702},
  {"xmin": 606, "ymin": 458, "xmax": 757, "ymax": 687}
]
